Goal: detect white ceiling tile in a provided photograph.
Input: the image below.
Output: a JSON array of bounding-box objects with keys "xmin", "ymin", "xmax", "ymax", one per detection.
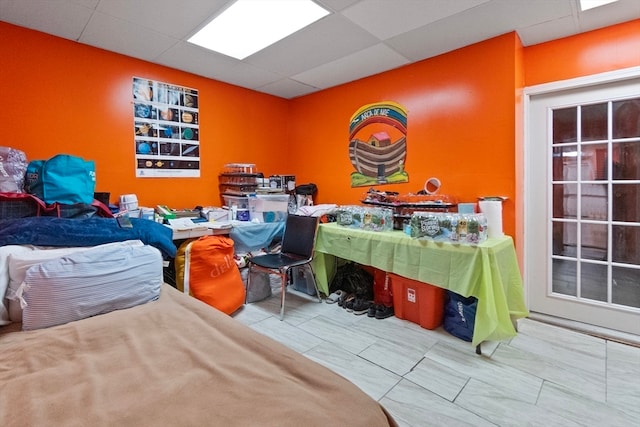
[
  {"xmin": 256, "ymin": 78, "xmax": 320, "ymax": 99},
  {"xmin": 95, "ymin": 0, "xmax": 229, "ymax": 39},
  {"xmin": 517, "ymin": 15, "xmax": 580, "ymax": 46},
  {"xmin": 155, "ymin": 41, "xmax": 238, "ymax": 75},
  {"xmin": 292, "ymin": 43, "xmax": 410, "ymax": 89},
  {"xmin": 246, "ymin": 13, "xmax": 379, "ymax": 75},
  {"xmin": 315, "ymin": 0, "xmax": 361, "ymax": 13},
  {"xmin": 70, "ymin": 0, "xmax": 99, "ymax": 8},
  {"xmin": 80, "ymin": 11, "xmax": 179, "ymax": 61},
  {"xmin": 342, "ymin": 0, "xmax": 489, "ymax": 40},
  {"xmin": 0, "ymin": 0, "xmax": 94, "ymax": 41},
  {"xmin": 385, "ymin": 13, "xmax": 494, "ymax": 62},
  {"xmin": 156, "ymin": 41, "xmax": 284, "ymax": 90}
]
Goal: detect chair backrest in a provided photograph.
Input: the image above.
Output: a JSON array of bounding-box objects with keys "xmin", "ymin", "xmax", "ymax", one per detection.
[{"xmin": 280, "ymin": 214, "xmax": 319, "ymax": 259}]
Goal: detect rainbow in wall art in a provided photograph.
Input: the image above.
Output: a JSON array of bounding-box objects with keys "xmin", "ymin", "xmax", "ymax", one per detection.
[{"xmin": 348, "ymin": 101, "xmax": 409, "ymax": 187}]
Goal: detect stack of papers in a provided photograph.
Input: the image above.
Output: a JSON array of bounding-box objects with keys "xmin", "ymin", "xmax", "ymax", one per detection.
[{"xmin": 167, "ymin": 218, "xmax": 232, "ymax": 231}]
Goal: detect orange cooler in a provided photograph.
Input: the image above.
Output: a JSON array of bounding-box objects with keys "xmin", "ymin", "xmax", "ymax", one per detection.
[{"xmin": 389, "ymin": 273, "xmax": 445, "ymax": 329}]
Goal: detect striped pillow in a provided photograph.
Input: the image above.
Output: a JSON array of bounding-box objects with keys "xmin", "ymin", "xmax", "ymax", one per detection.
[
  {"xmin": 6, "ymin": 240, "xmax": 144, "ymax": 322},
  {"xmin": 20, "ymin": 243, "xmax": 163, "ymax": 331}
]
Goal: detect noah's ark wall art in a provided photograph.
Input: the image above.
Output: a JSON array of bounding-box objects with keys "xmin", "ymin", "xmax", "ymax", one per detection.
[{"xmin": 348, "ymin": 101, "xmax": 408, "ymax": 187}]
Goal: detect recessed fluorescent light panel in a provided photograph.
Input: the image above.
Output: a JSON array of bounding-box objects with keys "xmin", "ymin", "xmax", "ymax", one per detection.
[
  {"xmin": 188, "ymin": 0, "xmax": 330, "ymax": 60},
  {"xmin": 579, "ymin": 0, "xmax": 619, "ymax": 11}
]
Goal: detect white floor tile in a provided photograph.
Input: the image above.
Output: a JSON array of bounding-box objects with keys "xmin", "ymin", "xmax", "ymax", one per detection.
[
  {"xmin": 537, "ymin": 380, "xmax": 638, "ymax": 427},
  {"xmin": 304, "ymin": 341, "xmax": 401, "ymax": 401},
  {"xmin": 425, "ymin": 341, "xmax": 543, "ymax": 403},
  {"xmin": 455, "ymin": 378, "xmax": 585, "ymax": 427},
  {"xmin": 606, "ymin": 340, "xmax": 640, "ymax": 419},
  {"xmin": 380, "ymin": 379, "xmax": 496, "ymax": 427}
]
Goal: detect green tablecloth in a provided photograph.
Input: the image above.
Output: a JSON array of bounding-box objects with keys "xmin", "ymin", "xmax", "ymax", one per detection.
[{"xmin": 312, "ymin": 223, "xmax": 529, "ymax": 347}]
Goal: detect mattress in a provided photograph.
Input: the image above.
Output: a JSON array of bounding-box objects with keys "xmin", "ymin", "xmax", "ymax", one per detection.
[{"xmin": 0, "ymin": 284, "xmax": 397, "ymax": 426}]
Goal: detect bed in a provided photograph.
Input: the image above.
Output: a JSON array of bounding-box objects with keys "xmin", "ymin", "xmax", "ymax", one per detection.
[{"xmin": 0, "ymin": 218, "xmax": 397, "ymax": 426}]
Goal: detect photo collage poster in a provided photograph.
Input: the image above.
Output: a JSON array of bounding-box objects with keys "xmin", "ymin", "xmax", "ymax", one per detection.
[{"xmin": 133, "ymin": 77, "xmax": 200, "ymax": 177}]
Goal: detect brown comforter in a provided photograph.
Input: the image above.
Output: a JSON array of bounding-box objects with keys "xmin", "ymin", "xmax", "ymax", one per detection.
[{"xmin": 0, "ymin": 285, "xmax": 397, "ymax": 426}]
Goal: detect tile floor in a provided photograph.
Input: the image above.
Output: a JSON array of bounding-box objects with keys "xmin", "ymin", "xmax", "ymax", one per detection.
[{"xmin": 232, "ymin": 288, "xmax": 640, "ymax": 427}]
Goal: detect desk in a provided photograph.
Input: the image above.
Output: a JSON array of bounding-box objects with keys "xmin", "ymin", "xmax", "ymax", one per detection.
[
  {"xmin": 168, "ymin": 223, "xmax": 231, "ymax": 240},
  {"xmin": 312, "ymin": 223, "xmax": 529, "ymax": 347}
]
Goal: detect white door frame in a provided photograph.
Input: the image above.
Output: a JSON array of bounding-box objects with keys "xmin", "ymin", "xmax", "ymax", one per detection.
[{"xmin": 520, "ymin": 66, "xmax": 640, "ymax": 338}]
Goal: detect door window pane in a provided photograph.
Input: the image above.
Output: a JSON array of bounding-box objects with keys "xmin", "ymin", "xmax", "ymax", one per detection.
[
  {"xmin": 581, "ymin": 183, "xmax": 607, "ymax": 220},
  {"xmin": 552, "ymin": 145, "xmax": 578, "ymax": 181},
  {"xmin": 581, "ymin": 262, "xmax": 607, "ymax": 302},
  {"xmin": 581, "ymin": 223, "xmax": 607, "ymax": 260},
  {"xmin": 612, "ymin": 225, "xmax": 640, "ymax": 265},
  {"xmin": 553, "ymin": 221, "xmax": 576, "ymax": 257},
  {"xmin": 553, "ymin": 107, "xmax": 577, "ymax": 143},
  {"xmin": 582, "ymin": 103, "xmax": 608, "ymax": 141},
  {"xmin": 613, "ymin": 99, "xmax": 640, "ymax": 138},
  {"xmin": 612, "ymin": 266, "xmax": 640, "ymax": 308},
  {"xmin": 612, "ymin": 141, "xmax": 640, "ymax": 180},
  {"xmin": 552, "ymin": 258, "xmax": 576, "ymax": 296},
  {"xmin": 613, "ymin": 184, "xmax": 639, "ymax": 222},
  {"xmin": 553, "ymin": 184, "xmax": 577, "ymax": 218},
  {"xmin": 581, "ymin": 144, "xmax": 608, "ymax": 180}
]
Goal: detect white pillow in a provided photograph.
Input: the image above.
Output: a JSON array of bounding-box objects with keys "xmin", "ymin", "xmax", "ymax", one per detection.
[
  {"xmin": 0, "ymin": 245, "xmax": 35, "ymax": 325},
  {"xmin": 6, "ymin": 240, "xmax": 145, "ymax": 322},
  {"xmin": 21, "ymin": 242, "xmax": 162, "ymax": 331}
]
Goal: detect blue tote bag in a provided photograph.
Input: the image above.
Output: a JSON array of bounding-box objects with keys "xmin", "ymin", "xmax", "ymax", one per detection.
[{"xmin": 25, "ymin": 154, "xmax": 96, "ymax": 205}]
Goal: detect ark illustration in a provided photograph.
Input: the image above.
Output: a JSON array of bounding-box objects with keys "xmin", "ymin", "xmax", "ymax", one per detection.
[{"xmin": 348, "ymin": 101, "xmax": 408, "ymax": 186}]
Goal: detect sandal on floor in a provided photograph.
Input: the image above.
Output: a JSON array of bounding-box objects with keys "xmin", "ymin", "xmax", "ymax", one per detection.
[{"xmin": 325, "ymin": 290, "xmax": 345, "ymax": 304}]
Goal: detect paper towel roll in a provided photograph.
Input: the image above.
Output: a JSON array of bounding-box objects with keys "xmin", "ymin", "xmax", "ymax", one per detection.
[{"xmin": 478, "ymin": 200, "xmax": 503, "ymax": 238}]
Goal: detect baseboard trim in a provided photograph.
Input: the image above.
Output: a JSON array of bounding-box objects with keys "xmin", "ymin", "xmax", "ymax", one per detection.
[{"xmin": 527, "ymin": 312, "xmax": 640, "ymax": 348}]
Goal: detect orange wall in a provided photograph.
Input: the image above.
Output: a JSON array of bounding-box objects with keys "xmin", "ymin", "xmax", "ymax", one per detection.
[
  {"xmin": 289, "ymin": 33, "xmax": 522, "ymax": 237},
  {"xmin": 524, "ymin": 19, "xmax": 640, "ymax": 86},
  {"xmin": 0, "ymin": 21, "xmax": 289, "ymax": 209}
]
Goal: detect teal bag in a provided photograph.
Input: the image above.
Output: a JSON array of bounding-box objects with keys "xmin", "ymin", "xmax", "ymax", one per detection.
[{"xmin": 25, "ymin": 154, "xmax": 96, "ymax": 205}]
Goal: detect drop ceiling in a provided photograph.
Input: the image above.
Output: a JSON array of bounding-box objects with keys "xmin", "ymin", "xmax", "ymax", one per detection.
[{"xmin": 1, "ymin": 0, "xmax": 639, "ymax": 99}]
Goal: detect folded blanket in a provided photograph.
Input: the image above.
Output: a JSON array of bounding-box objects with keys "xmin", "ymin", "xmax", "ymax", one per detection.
[{"xmin": 0, "ymin": 217, "xmax": 176, "ymax": 258}]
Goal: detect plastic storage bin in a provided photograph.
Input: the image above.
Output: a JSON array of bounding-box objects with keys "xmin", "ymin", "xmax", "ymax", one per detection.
[
  {"xmin": 389, "ymin": 273, "xmax": 445, "ymax": 329},
  {"xmin": 291, "ymin": 265, "xmax": 317, "ymax": 296},
  {"xmin": 223, "ymin": 195, "xmax": 249, "ymax": 209},
  {"xmin": 248, "ymin": 194, "xmax": 289, "ymax": 222}
]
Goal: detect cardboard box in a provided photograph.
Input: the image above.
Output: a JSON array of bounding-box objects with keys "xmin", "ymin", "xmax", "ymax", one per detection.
[{"xmin": 389, "ymin": 273, "xmax": 445, "ymax": 329}]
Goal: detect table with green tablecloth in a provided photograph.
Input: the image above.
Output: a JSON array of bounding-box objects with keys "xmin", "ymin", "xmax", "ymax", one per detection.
[{"xmin": 311, "ymin": 223, "xmax": 529, "ymax": 348}]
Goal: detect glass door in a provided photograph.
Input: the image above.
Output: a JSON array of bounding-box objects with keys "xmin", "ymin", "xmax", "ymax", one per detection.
[{"xmin": 526, "ymin": 74, "xmax": 640, "ymax": 336}]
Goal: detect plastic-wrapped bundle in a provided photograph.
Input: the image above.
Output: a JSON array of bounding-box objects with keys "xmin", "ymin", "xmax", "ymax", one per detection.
[
  {"xmin": 409, "ymin": 212, "xmax": 442, "ymax": 239},
  {"xmin": 334, "ymin": 205, "xmax": 393, "ymax": 231},
  {"xmin": 0, "ymin": 146, "xmax": 28, "ymax": 192},
  {"xmin": 410, "ymin": 212, "xmax": 487, "ymax": 245}
]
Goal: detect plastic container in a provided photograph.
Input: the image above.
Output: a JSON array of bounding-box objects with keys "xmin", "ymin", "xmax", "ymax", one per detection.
[
  {"xmin": 222, "ymin": 163, "xmax": 256, "ymax": 174},
  {"xmin": 291, "ymin": 265, "xmax": 317, "ymax": 296},
  {"xmin": 222, "ymin": 195, "xmax": 249, "ymax": 209},
  {"xmin": 389, "ymin": 273, "xmax": 445, "ymax": 329},
  {"xmin": 248, "ymin": 194, "xmax": 288, "ymax": 222}
]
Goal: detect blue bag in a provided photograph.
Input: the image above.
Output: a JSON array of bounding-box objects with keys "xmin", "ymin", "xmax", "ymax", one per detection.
[
  {"xmin": 443, "ymin": 291, "xmax": 477, "ymax": 342},
  {"xmin": 25, "ymin": 154, "xmax": 96, "ymax": 205}
]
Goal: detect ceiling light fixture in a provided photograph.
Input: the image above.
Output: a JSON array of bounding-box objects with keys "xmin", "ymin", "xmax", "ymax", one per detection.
[
  {"xmin": 188, "ymin": 0, "xmax": 330, "ymax": 60},
  {"xmin": 579, "ymin": 0, "xmax": 619, "ymax": 11}
]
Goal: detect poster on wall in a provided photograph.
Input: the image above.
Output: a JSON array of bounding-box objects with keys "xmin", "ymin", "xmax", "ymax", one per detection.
[
  {"xmin": 348, "ymin": 101, "xmax": 408, "ymax": 187},
  {"xmin": 133, "ymin": 77, "xmax": 200, "ymax": 178}
]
